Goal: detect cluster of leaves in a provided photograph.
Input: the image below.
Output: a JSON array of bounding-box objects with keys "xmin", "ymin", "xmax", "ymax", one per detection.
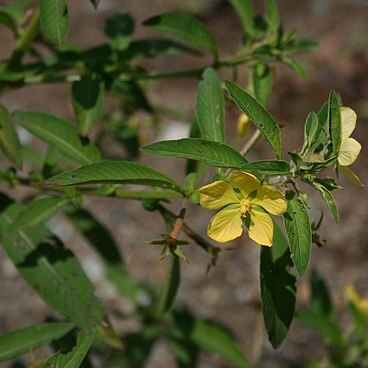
[{"xmin": 0, "ymin": 0, "xmax": 362, "ymax": 367}]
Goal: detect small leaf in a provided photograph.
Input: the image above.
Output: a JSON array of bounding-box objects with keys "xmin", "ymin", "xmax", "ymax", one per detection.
[
  {"xmin": 143, "ymin": 12, "xmax": 218, "ymax": 57},
  {"xmin": 260, "ymin": 221, "xmax": 296, "ymax": 349},
  {"xmin": 0, "ymin": 8, "xmax": 19, "ymax": 36},
  {"xmin": 112, "ymin": 80, "xmax": 151, "ymax": 112},
  {"xmin": 13, "ymin": 110, "xmax": 100, "ymax": 165},
  {"xmin": 310, "ymin": 271, "xmax": 334, "ymax": 317},
  {"xmin": 157, "ymin": 255, "xmax": 180, "ymax": 314},
  {"xmin": 104, "ymin": 12, "xmax": 135, "ymax": 51},
  {"xmin": 46, "ymin": 329, "xmax": 95, "ymax": 368},
  {"xmin": 195, "ymin": 68, "xmax": 225, "ymax": 143},
  {"xmin": 328, "ymin": 90, "xmax": 342, "ymax": 157},
  {"xmin": 241, "ymin": 160, "xmax": 290, "ymax": 175},
  {"xmin": 142, "ymin": 138, "xmax": 248, "ymax": 168},
  {"xmin": 191, "ymin": 317, "xmax": 250, "ymax": 367},
  {"xmin": 10, "ymin": 196, "xmax": 69, "ymax": 233},
  {"xmin": 253, "ymin": 63, "xmax": 274, "ymax": 106},
  {"xmin": 0, "ymin": 106, "xmax": 22, "ymax": 168},
  {"xmin": 0, "ymin": 322, "xmax": 74, "ymax": 362},
  {"xmin": 226, "ymin": 81, "xmax": 282, "ymax": 159},
  {"xmin": 71, "ymin": 75, "xmax": 105, "ymax": 136},
  {"xmin": 282, "ymin": 56, "xmax": 307, "ymax": 79},
  {"xmin": 0, "ymin": 201, "xmax": 106, "ymax": 330},
  {"xmin": 228, "ymin": 0, "xmax": 255, "ymax": 39},
  {"xmin": 45, "ymin": 161, "xmax": 184, "ymax": 194},
  {"xmin": 125, "ymin": 39, "xmax": 198, "ymax": 59},
  {"xmin": 301, "ymin": 112, "xmax": 319, "ymax": 156},
  {"xmin": 310, "ymin": 181, "xmax": 339, "ymax": 222},
  {"xmin": 265, "ymin": 0, "xmax": 280, "ymax": 36},
  {"xmin": 283, "ymin": 191, "xmax": 312, "ymax": 276},
  {"xmin": 40, "ymin": 0, "xmax": 69, "ymax": 45}
]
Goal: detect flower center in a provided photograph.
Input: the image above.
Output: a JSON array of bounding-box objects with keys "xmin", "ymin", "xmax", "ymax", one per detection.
[{"xmin": 240, "ymin": 198, "xmax": 251, "ymax": 215}]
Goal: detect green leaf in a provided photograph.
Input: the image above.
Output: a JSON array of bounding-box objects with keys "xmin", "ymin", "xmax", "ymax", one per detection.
[
  {"xmin": 65, "ymin": 207, "xmax": 140, "ymax": 301},
  {"xmin": 143, "ymin": 12, "xmax": 218, "ymax": 57},
  {"xmin": 253, "ymin": 63, "xmax": 274, "ymax": 106},
  {"xmin": 283, "ymin": 191, "xmax": 312, "ymax": 276},
  {"xmin": 104, "ymin": 12, "xmax": 135, "ymax": 51},
  {"xmin": 310, "ymin": 181, "xmax": 339, "ymax": 223},
  {"xmin": 264, "ymin": 0, "xmax": 280, "ymax": 36},
  {"xmin": 71, "ymin": 75, "xmax": 105, "ymax": 137},
  {"xmin": 45, "ymin": 161, "xmax": 183, "ymax": 194},
  {"xmin": 0, "ymin": 322, "xmax": 74, "ymax": 362},
  {"xmin": 40, "ymin": 0, "xmax": 69, "ymax": 45},
  {"xmin": 241, "ymin": 160, "xmax": 290, "ymax": 175},
  {"xmin": 260, "ymin": 221, "xmax": 296, "ymax": 349},
  {"xmin": 228, "ymin": 0, "xmax": 255, "ymax": 39},
  {"xmin": 0, "ymin": 106, "xmax": 22, "ymax": 168},
  {"xmin": 125, "ymin": 39, "xmax": 198, "ymax": 59},
  {"xmin": 10, "ymin": 196, "xmax": 69, "ymax": 233},
  {"xmin": 310, "ymin": 271, "xmax": 334, "ymax": 317},
  {"xmin": 0, "ymin": 8, "xmax": 19, "ymax": 36},
  {"xmin": 195, "ymin": 68, "xmax": 225, "ymax": 143},
  {"xmin": 13, "ymin": 110, "xmax": 100, "ymax": 165},
  {"xmin": 0, "ymin": 201, "xmax": 106, "ymax": 329},
  {"xmin": 157, "ymin": 255, "xmax": 180, "ymax": 314},
  {"xmin": 46, "ymin": 329, "xmax": 95, "ymax": 368},
  {"xmin": 282, "ymin": 56, "xmax": 307, "ymax": 79},
  {"xmin": 225, "ymin": 81, "xmax": 282, "ymax": 159},
  {"xmin": 142, "ymin": 138, "xmax": 248, "ymax": 168},
  {"xmin": 328, "ymin": 90, "xmax": 342, "ymax": 157},
  {"xmin": 301, "ymin": 112, "xmax": 319, "ymax": 156},
  {"xmin": 192, "ymin": 317, "xmax": 250, "ymax": 367}
]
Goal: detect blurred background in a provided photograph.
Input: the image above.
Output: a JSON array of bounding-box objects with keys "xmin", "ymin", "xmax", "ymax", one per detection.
[{"xmin": 0, "ymin": 0, "xmax": 367, "ymax": 366}]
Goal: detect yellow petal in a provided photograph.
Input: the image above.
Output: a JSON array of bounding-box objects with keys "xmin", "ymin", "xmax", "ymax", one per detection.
[
  {"xmin": 338, "ymin": 137, "xmax": 361, "ymax": 166},
  {"xmin": 199, "ymin": 180, "xmax": 239, "ymax": 210},
  {"xmin": 248, "ymin": 209, "xmax": 273, "ymax": 246},
  {"xmin": 340, "ymin": 107, "xmax": 357, "ymax": 140},
  {"xmin": 251, "ymin": 185, "xmax": 287, "ymax": 215},
  {"xmin": 344, "ymin": 285, "xmax": 368, "ymax": 320},
  {"xmin": 207, "ymin": 207, "xmax": 243, "ymax": 243},
  {"xmin": 340, "ymin": 165, "xmax": 365, "ymax": 187},
  {"xmin": 230, "ymin": 170, "xmax": 260, "ymax": 199},
  {"xmin": 237, "ymin": 113, "xmax": 251, "ymax": 137}
]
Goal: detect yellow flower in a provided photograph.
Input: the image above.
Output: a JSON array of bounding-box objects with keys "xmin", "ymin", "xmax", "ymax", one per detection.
[
  {"xmin": 338, "ymin": 107, "xmax": 364, "ymax": 187},
  {"xmin": 199, "ymin": 171, "xmax": 287, "ymax": 246},
  {"xmin": 344, "ymin": 284, "xmax": 368, "ymax": 320}
]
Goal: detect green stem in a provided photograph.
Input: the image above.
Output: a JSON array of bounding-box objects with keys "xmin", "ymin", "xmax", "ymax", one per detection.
[{"xmin": 10, "ymin": 7, "xmax": 41, "ymax": 64}]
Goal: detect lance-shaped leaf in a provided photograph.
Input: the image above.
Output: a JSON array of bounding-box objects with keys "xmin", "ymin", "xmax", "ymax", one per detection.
[
  {"xmin": 65, "ymin": 207, "xmax": 140, "ymax": 301},
  {"xmin": 90, "ymin": 0, "xmax": 100, "ymax": 10},
  {"xmin": 143, "ymin": 12, "xmax": 218, "ymax": 57},
  {"xmin": 40, "ymin": 0, "xmax": 69, "ymax": 45},
  {"xmin": 226, "ymin": 81, "xmax": 282, "ymax": 159},
  {"xmin": 0, "ymin": 322, "xmax": 74, "ymax": 362},
  {"xmin": 328, "ymin": 90, "xmax": 342, "ymax": 158},
  {"xmin": 283, "ymin": 191, "xmax": 312, "ymax": 276},
  {"xmin": 228, "ymin": 0, "xmax": 255, "ymax": 39},
  {"xmin": 46, "ymin": 329, "xmax": 95, "ymax": 368},
  {"xmin": 241, "ymin": 160, "xmax": 291, "ymax": 175},
  {"xmin": 0, "ymin": 106, "xmax": 22, "ymax": 168},
  {"xmin": 265, "ymin": 0, "xmax": 280, "ymax": 36},
  {"xmin": 0, "ymin": 201, "xmax": 106, "ymax": 329},
  {"xmin": 9, "ymin": 196, "xmax": 69, "ymax": 233},
  {"xmin": 13, "ymin": 110, "xmax": 100, "ymax": 165},
  {"xmin": 142, "ymin": 138, "xmax": 248, "ymax": 168},
  {"xmin": 45, "ymin": 161, "xmax": 183, "ymax": 194},
  {"xmin": 157, "ymin": 256, "xmax": 180, "ymax": 315},
  {"xmin": 301, "ymin": 112, "xmax": 319, "ymax": 156},
  {"xmin": 260, "ymin": 221, "xmax": 296, "ymax": 349},
  {"xmin": 309, "ymin": 181, "xmax": 339, "ymax": 223},
  {"xmin": 195, "ymin": 68, "xmax": 225, "ymax": 143},
  {"xmin": 71, "ymin": 75, "xmax": 105, "ymax": 137}
]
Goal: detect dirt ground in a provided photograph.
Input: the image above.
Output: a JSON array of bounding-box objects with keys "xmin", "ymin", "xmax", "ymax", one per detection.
[{"xmin": 0, "ymin": 0, "xmax": 367, "ymax": 367}]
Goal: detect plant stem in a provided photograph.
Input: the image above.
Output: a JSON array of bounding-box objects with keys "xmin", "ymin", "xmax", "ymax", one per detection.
[{"xmin": 240, "ymin": 129, "xmax": 262, "ymax": 157}]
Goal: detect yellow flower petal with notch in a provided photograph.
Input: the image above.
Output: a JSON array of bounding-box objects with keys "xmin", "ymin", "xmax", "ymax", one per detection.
[{"xmin": 198, "ymin": 171, "xmax": 287, "ymax": 246}]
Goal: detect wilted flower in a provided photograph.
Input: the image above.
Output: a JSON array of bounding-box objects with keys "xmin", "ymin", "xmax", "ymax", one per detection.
[{"xmin": 199, "ymin": 171, "xmax": 287, "ymax": 246}]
